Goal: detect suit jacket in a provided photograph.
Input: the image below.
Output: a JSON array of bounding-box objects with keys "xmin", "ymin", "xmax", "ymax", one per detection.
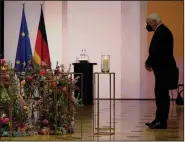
[{"xmin": 145, "ymin": 24, "xmax": 178, "ymax": 89}]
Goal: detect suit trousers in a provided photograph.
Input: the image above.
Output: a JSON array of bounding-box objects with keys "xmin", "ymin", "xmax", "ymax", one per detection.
[{"xmin": 153, "ymin": 70, "xmax": 170, "ymax": 123}]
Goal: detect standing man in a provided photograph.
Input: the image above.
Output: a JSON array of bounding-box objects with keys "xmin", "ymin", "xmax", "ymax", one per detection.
[{"xmin": 145, "ymin": 13, "xmax": 178, "ymax": 129}]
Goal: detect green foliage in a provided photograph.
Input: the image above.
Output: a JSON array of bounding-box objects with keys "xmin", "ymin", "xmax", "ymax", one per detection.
[{"xmin": 0, "ymin": 59, "xmax": 82, "ymax": 136}]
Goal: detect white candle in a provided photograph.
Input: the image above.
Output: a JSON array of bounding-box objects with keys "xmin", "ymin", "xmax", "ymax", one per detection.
[{"xmin": 103, "ymin": 57, "xmax": 109, "ymax": 72}]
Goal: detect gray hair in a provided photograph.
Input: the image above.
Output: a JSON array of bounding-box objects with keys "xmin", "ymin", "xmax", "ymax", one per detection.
[{"xmin": 147, "ymin": 13, "xmax": 161, "ymax": 23}]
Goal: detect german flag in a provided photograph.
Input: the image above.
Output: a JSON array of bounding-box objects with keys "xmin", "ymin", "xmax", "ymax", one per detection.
[{"xmin": 33, "ymin": 4, "xmax": 51, "ymax": 67}]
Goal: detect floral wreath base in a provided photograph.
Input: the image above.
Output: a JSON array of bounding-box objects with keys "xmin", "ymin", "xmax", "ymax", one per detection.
[
  {"xmin": 0, "ymin": 129, "xmax": 36, "ymax": 137},
  {"xmin": 0, "ymin": 122, "xmax": 75, "ymax": 137},
  {"xmin": 0, "ymin": 127, "xmax": 75, "ymax": 137},
  {"xmin": 38, "ymin": 127, "xmax": 75, "ymax": 135}
]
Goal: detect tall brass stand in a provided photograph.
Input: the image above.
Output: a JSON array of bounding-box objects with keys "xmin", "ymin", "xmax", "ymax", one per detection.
[{"xmin": 93, "ymin": 72, "xmax": 115, "ymax": 136}]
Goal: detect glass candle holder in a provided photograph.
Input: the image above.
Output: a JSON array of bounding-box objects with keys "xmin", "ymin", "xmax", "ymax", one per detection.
[{"xmin": 101, "ymin": 55, "xmax": 110, "ymax": 73}]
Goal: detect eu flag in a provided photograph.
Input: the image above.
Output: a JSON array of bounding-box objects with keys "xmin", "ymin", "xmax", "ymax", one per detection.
[{"xmin": 15, "ymin": 5, "xmax": 32, "ymax": 72}]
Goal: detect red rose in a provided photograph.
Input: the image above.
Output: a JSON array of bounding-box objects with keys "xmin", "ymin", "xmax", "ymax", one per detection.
[
  {"xmin": 40, "ymin": 70, "xmax": 47, "ymax": 76},
  {"xmin": 26, "ymin": 76, "xmax": 33, "ymax": 82},
  {"xmin": 42, "ymin": 119, "xmax": 48, "ymax": 125},
  {"xmin": 3, "ymin": 117, "xmax": 9, "ymax": 124},
  {"xmin": 62, "ymin": 87, "xmax": 67, "ymax": 92},
  {"xmin": 39, "ymin": 129, "xmax": 45, "ymax": 135},
  {"xmin": 51, "ymin": 82, "xmax": 57, "ymax": 88},
  {"xmin": 0, "ymin": 59, "xmax": 5, "ymax": 65}
]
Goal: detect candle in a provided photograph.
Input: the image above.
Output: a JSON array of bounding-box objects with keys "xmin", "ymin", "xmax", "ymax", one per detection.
[
  {"xmin": 101, "ymin": 55, "xmax": 110, "ymax": 73},
  {"xmin": 103, "ymin": 57, "xmax": 109, "ymax": 72}
]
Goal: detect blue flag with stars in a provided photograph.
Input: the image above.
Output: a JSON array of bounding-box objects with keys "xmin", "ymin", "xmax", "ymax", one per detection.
[{"xmin": 15, "ymin": 5, "xmax": 32, "ymax": 72}]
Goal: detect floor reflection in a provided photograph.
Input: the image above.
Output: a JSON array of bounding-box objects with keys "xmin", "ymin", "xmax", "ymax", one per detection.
[{"xmin": 1, "ymin": 100, "xmax": 184, "ymax": 141}]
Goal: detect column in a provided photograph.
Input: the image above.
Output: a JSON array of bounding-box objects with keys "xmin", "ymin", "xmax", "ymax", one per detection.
[{"xmin": 121, "ymin": 1, "xmax": 148, "ymax": 99}]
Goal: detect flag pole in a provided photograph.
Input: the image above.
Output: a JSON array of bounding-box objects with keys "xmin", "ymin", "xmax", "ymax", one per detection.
[
  {"xmin": 41, "ymin": 2, "xmax": 43, "ymax": 9},
  {"xmin": 40, "ymin": 3, "xmax": 43, "ymax": 64},
  {"xmin": 22, "ymin": 2, "xmax": 25, "ymax": 71},
  {"xmin": 22, "ymin": 2, "xmax": 25, "ymax": 8}
]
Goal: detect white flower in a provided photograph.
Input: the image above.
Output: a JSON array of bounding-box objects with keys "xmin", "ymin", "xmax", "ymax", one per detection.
[{"xmin": 1, "ymin": 113, "xmax": 6, "ymax": 118}]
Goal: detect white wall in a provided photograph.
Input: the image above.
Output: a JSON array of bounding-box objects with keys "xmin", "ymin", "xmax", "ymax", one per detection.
[
  {"xmin": 44, "ymin": 1, "xmax": 63, "ymax": 68},
  {"xmin": 67, "ymin": 1, "xmax": 122, "ymax": 98},
  {"xmin": 4, "ymin": 1, "xmax": 42, "ymax": 65},
  {"xmin": 4, "ymin": 1, "xmax": 152, "ymax": 99}
]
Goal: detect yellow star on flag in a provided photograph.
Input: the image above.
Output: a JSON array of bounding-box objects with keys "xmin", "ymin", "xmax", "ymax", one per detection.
[
  {"xmin": 16, "ymin": 60, "xmax": 20, "ymax": 64},
  {"xmin": 22, "ymin": 62, "xmax": 26, "ymax": 67},
  {"xmin": 21, "ymin": 32, "xmax": 25, "ymax": 37}
]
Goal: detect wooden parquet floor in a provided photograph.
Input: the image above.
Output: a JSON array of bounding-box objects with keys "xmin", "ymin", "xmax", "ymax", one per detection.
[{"xmin": 1, "ymin": 100, "xmax": 184, "ymax": 141}]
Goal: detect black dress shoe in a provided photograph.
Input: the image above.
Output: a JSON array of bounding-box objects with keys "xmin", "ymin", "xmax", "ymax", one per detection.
[
  {"xmin": 149, "ymin": 122, "xmax": 167, "ymax": 129},
  {"xmin": 145, "ymin": 120, "xmax": 156, "ymax": 126}
]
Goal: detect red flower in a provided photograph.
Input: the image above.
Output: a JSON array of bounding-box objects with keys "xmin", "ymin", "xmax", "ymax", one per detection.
[
  {"xmin": 0, "ymin": 59, "xmax": 5, "ymax": 65},
  {"xmin": 3, "ymin": 117, "xmax": 9, "ymax": 124},
  {"xmin": 42, "ymin": 119, "xmax": 48, "ymax": 125},
  {"xmin": 40, "ymin": 70, "xmax": 47, "ymax": 76},
  {"xmin": 39, "ymin": 129, "xmax": 46, "ymax": 135},
  {"xmin": 62, "ymin": 87, "xmax": 67, "ymax": 92},
  {"xmin": 51, "ymin": 82, "xmax": 57, "ymax": 88},
  {"xmin": 26, "ymin": 76, "xmax": 33, "ymax": 82}
]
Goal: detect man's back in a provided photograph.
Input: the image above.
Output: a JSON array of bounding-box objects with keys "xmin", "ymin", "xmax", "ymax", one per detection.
[{"xmin": 149, "ymin": 24, "xmax": 177, "ymax": 70}]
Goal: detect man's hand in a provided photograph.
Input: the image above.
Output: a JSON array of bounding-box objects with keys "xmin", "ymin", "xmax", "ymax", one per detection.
[{"xmin": 145, "ymin": 64, "xmax": 152, "ymax": 72}]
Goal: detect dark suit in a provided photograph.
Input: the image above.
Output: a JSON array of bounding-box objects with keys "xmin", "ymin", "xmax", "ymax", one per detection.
[{"xmin": 145, "ymin": 24, "xmax": 178, "ymax": 123}]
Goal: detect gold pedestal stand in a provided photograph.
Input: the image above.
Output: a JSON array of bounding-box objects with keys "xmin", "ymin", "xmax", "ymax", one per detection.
[{"xmin": 93, "ymin": 72, "xmax": 115, "ymax": 137}]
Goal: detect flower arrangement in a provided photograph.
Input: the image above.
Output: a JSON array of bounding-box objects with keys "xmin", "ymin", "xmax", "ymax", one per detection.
[
  {"xmin": 0, "ymin": 59, "xmax": 82, "ymax": 137},
  {"xmin": 0, "ymin": 59, "xmax": 34, "ymax": 137}
]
